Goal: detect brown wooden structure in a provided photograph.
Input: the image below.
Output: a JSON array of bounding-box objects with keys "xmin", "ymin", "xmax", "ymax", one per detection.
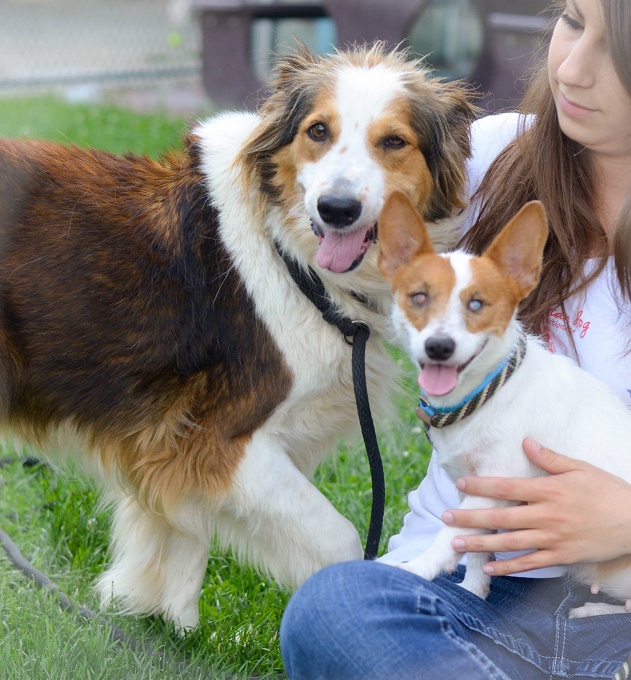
[{"xmin": 190, "ymin": 0, "xmax": 554, "ymax": 111}]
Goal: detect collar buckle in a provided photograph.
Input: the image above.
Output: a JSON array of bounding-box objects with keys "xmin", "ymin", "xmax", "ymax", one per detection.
[{"xmin": 416, "ymin": 396, "xmax": 435, "ymax": 425}]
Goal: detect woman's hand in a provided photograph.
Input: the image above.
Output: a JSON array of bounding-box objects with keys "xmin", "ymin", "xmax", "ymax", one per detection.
[{"xmin": 443, "ymin": 437, "xmax": 631, "ymax": 576}]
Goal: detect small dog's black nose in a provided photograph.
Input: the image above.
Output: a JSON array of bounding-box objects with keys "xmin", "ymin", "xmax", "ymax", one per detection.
[
  {"xmin": 317, "ymin": 195, "xmax": 362, "ymax": 228},
  {"xmin": 425, "ymin": 336, "xmax": 456, "ymax": 362}
]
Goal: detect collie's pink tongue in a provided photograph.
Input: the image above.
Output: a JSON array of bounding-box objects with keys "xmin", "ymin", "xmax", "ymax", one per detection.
[
  {"xmin": 418, "ymin": 364, "xmax": 458, "ymax": 397},
  {"xmin": 316, "ymin": 227, "xmax": 369, "ymax": 273}
]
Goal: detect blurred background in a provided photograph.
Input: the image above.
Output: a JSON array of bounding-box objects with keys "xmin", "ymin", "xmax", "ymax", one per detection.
[{"xmin": 1, "ymin": 0, "xmax": 554, "ymax": 117}]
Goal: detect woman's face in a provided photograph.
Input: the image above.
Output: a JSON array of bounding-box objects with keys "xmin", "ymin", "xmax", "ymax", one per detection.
[{"xmin": 548, "ymin": 0, "xmax": 631, "ymax": 159}]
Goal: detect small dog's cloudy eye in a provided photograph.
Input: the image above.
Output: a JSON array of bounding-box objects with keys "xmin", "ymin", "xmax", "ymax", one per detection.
[
  {"xmin": 411, "ymin": 292, "xmax": 428, "ymax": 307},
  {"xmin": 468, "ymin": 299, "xmax": 483, "ymax": 312}
]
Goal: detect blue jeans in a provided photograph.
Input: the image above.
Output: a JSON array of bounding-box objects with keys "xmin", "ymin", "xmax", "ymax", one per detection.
[{"xmin": 280, "ymin": 561, "xmax": 631, "ymax": 679}]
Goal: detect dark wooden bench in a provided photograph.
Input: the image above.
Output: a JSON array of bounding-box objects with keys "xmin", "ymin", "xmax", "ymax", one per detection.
[
  {"xmin": 190, "ymin": 0, "xmax": 552, "ymax": 111},
  {"xmin": 190, "ymin": 0, "xmax": 430, "ymax": 108}
]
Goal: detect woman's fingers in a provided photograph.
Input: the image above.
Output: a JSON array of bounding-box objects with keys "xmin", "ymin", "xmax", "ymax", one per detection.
[
  {"xmin": 451, "ymin": 529, "xmax": 548, "ymax": 554},
  {"xmin": 522, "ymin": 437, "xmax": 594, "ymax": 475},
  {"xmin": 443, "ymin": 504, "xmax": 540, "ymax": 531},
  {"xmin": 480, "ymin": 549, "xmax": 564, "ymax": 576},
  {"xmin": 454, "ymin": 439, "xmax": 594, "ymax": 504},
  {"xmin": 454, "ymin": 475, "xmax": 546, "ymax": 503}
]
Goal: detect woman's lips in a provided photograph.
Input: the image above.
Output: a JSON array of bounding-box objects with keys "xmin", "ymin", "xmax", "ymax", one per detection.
[{"xmin": 559, "ymin": 91, "xmax": 597, "ymax": 119}]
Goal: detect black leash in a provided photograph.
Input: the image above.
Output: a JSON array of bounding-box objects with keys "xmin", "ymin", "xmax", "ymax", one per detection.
[{"xmin": 276, "ymin": 246, "xmax": 385, "ymax": 560}]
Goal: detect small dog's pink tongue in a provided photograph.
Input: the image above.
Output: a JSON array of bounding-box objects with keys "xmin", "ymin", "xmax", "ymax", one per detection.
[
  {"xmin": 316, "ymin": 227, "xmax": 369, "ymax": 273},
  {"xmin": 418, "ymin": 364, "xmax": 458, "ymax": 397}
]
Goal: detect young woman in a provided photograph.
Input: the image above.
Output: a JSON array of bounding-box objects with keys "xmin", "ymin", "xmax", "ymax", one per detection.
[{"xmin": 280, "ymin": 1, "xmax": 631, "ymax": 678}]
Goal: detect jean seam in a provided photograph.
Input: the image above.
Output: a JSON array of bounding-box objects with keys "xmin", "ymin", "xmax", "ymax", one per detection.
[
  {"xmin": 417, "ymin": 589, "xmax": 513, "ymax": 680},
  {"xmin": 416, "ymin": 589, "xmax": 437, "ymax": 616},
  {"xmin": 439, "ymin": 606, "xmax": 513, "ymax": 680},
  {"xmin": 445, "ymin": 577, "xmax": 546, "ymax": 662},
  {"xmin": 456, "ymin": 609, "xmax": 557, "ymax": 666},
  {"xmin": 556, "ymin": 612, "xmax": 568, "ymax": 679},
  {"xmin": 551, "ymin": 578, "xmax": 574, "ymax": 677}
]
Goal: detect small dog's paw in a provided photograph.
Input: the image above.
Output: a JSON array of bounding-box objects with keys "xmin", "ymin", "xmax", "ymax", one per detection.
[
  {"xmin": 458, "ymin": 575, "xmax": 490, "ymax": 600},
  {"xmin": 568, "ymin": 602, "xmax": 629, "ymax": 619},
  {"xmin": 397, "ymin": 557, "xmax": 441, "ymax": 582}
]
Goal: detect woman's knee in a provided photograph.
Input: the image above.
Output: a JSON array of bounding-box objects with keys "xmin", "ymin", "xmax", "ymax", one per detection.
[
  {"xmin": 280, "ymin": 560, "xmax": 428, "ymax": 679},
  {"xmin": 281, "ymin": 560, "xmax": 371, "ymax": 649}
]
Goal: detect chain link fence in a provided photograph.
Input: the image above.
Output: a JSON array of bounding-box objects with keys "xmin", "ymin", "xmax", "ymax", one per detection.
[{"xmin": 0, "ymin": 0, "xmax": 205, "ymax": 110}]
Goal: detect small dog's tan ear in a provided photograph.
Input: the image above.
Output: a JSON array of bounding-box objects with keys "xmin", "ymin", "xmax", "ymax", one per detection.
[
  {"xmin": 378, "ymin": 191, "xmax": 435, "ymax": 279},
  {"xmin": 484, "ymin": 201, "xmax": 549, "ymax": 299}
]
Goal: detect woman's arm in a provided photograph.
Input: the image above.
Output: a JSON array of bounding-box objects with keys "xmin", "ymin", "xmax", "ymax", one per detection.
[{"xmin": 444, "ymin": 438, "xmax": 631, "ymax": 576}]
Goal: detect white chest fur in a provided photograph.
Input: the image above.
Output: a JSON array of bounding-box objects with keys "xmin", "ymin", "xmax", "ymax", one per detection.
[{"xmin": 194, "ymin": 113, "xmax": 397, "ymax": 468}]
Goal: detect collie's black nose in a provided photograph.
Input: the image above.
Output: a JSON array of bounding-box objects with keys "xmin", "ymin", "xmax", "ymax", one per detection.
[
  {"xmin": 425, "ymin": 336, "xmax": 456, "ymax": 362},
  {"xmin": 317, "ymin": 195, "xmax": 362, "ymax": 228}
]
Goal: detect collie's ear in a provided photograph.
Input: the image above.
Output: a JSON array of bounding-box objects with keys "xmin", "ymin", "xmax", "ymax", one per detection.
[
  {"xmin": 268, "ymin": 42, "xmax": 318, "ymax": 91},
  {"xmin": 239, "ymin": 46, "xmax": 321, "ymax": 198},
  {"xmin": 408, "ymin": 78, "xmax": 478, "ymax": 222},
  {"xmin": 378, "ymin": 191, "xmax": 435, "ymax": 280},
  {"xmin": 484, "ymin": 201, "xmax": 549, "ymax": 299}
]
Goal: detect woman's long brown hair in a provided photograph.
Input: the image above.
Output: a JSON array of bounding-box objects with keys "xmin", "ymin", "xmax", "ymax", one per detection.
[{"xmin": 461, "ymin": 0, "xmax": 631, "ymax": 342}]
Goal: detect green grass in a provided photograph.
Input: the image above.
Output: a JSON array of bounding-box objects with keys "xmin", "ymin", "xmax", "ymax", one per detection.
[
  {"xmin": 0, "ymin": 95, "xmax": 433, "ymax": 679},
  {"xmin": 0, "ymin": 94, "xmax": 189, "ymax": 154}
]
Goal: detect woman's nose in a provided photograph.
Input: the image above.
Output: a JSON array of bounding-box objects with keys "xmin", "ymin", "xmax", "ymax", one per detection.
[{"xmin": 557, "ymin": 35, "xmax": 599, "ymax": 89}]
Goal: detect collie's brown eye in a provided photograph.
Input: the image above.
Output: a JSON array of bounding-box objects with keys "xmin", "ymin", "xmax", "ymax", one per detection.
[
  {"xmin": 307, "ymin": 123, "xmax": 328, "ymax": 142},
  {"xmin": 411, "ymin": 292, "xmax": 428, "ymax": 308},
  {"xmin": 383, "ymin": 135, "xmax": 407, "ymax": 150}
]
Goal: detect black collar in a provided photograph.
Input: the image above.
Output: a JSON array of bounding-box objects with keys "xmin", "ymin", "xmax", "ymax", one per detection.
[{"xmin": 274, "ymin": 241, "xmax": 366, "ymax": 340}]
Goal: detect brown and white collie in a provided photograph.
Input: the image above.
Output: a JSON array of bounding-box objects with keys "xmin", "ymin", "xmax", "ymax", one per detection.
[{"xmin": 0, "ymin": 44, "xmax": 474, "ymax": 629}]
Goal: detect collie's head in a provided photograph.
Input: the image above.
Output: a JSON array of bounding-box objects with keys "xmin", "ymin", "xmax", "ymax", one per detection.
[{"xmin": 240, "ymin": 43, "xmax": 476, "ymax": 276}]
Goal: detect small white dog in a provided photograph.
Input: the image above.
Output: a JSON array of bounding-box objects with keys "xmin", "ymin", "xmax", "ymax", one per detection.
[{"xmin": 377, "ymin": 191, "xmax": 631, "ymax": 618}]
